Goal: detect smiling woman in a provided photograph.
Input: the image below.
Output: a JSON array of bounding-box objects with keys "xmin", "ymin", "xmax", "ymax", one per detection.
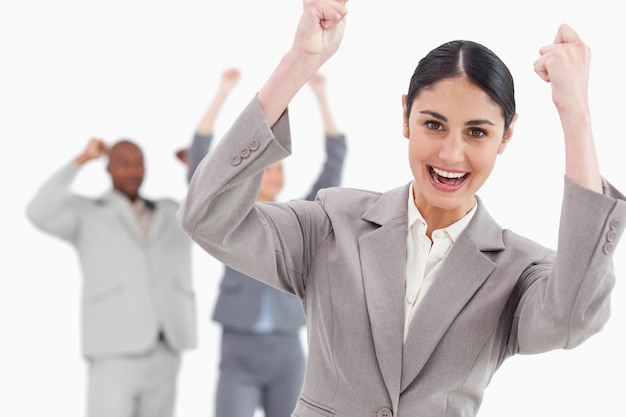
[
  {"xmin": 404, "ymin": 76, "xmax": 515, "ymax": 229},
  {"xmin": 176, "ymin": 1, "xmax": 626, "ymax": 417},
  {"xmin": 5, "ymin": 1, "xmax": 626, "ymax": 417},
  {"xmin": 401, "ymin": 39, "xmax": 517, "ymax": 229}
]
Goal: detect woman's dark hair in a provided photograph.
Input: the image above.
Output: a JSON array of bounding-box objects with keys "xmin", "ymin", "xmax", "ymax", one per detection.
[{"xmin": 406, "ymin": 40, "xmax": 516, "ymax": 132}]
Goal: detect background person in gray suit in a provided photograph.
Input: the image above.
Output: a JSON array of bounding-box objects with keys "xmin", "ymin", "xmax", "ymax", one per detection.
[
  {"xmin": 177, "ymin": 68, "xmax": 347, "ymax": 417},
  {"xmin": 178, "ymin": 1, "xmax": 626, "ymax": 416},
  {"xmin": 27, "ymin": 138, "xmax": 196, "ymax": 417}
]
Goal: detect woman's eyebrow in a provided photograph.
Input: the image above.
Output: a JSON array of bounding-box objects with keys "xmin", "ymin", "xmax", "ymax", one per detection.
[
  {"xmin": 419, "ymin": 110, "xmax": 447, "ymax": 121},
  {"xmin": 466, "ymin": 119, "xmax": 496, "ymax": 126},
  {"xmin": 419, "ymin": 110, "xmax": 496, "ymax": 127}
]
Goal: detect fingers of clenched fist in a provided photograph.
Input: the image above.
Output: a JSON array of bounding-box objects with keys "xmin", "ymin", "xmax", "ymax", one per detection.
[
  {"xmin": 534, "ymin": 24, "xmax": 590, "ymax": 81},
  {"xmin": 315, "ymin": 0, "xmax": 348, "ymax": 29},
  {"xmin": 533, "ymin": 24, "xmax": 590, "ymax": 106},
  {"xmin": 87, "ymin": 138, "xmax": 108, "ymax": 158},
  {"xmin": 220, "ymin": 68, "xmax": 241, "ymax": 91},
  {"xmin": 295, "ymin": 0, "xmax": 348, "ymax": 57}
]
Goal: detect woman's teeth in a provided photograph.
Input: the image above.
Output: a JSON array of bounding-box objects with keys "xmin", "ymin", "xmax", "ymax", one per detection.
[{"xmin": 431, "ymin": 167, "xmax": 467, "ymax": 186}]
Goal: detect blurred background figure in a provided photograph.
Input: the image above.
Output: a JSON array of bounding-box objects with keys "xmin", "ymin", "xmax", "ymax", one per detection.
[
  {"xmin": 176, "ymin": 69, "xmax": 347, "ymax": 417},
  {"xmin": 27, "ymin": 138, "xmax": 196, "ymax": 417}
]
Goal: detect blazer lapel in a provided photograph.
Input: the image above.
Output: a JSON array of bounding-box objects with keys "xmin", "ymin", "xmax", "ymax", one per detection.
[
  {"xmin": 100, "ymin": 191, "xmax": 145, "ymax": 243},
  {"xmin": 400, "ymin": 196, "xmax": 505, "ymax": 391},
  {"xmin": 359, "ymin": 184, "xmax": 410, "ymax": 410}
]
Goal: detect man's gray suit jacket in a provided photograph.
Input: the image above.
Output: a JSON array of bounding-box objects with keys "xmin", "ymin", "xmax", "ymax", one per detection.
[
  {"xmin": 178, "ymin": 98, "xmax": 626, "ymax": 417},
  {"xmin": 27, "ymin": 163, "xmax": 196, "ymax": 358}
]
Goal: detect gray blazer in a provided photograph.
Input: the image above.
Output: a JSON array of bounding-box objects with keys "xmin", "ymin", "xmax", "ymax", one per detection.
[
  {"xmin": 187, "ymin": 132, "xmax": 346, "ymax": 331},
  {"xmin": 27, "ymin": 163, "xmax": 196, "ymax": 358},
  {"xmin": 178, "ymin": 98, "xmax": 626, "ymax": 417}
]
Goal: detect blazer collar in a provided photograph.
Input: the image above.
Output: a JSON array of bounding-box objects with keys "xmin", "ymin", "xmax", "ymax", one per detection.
[{"xmin": 359, "ymin": 184, "xmax": 505, "ymax": 402}]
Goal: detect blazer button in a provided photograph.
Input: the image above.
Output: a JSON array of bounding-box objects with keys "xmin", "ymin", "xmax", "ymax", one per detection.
[
  {"xmin": 603, "ymin": 242, "xmax": 615, "ymax": 254},
  {"xmin": 377, "ymin": 408, "xmax": 392, "ymax": 417},
  {"xmin": 610, "ymin": 218, "xmax": 621, "ymax": 230},
  {"xmin": 249, "ymin": 139, "xmax": 260, "ymax": 151},
  {"xmin": 240, "ymin": 146, "xmax": 251, "ymax": 158},
  {"xmin": 607, "ymin": 230, "xmax": 617, "ymax": 242},
  {"xmin": 230, "ymin": 154, "xmax": 242, "ymax": 166}
]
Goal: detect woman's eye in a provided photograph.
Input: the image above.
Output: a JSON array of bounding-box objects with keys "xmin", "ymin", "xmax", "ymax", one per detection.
[
  {"xmin": 467, "ymin": 128, "xmax": 486, "ymax": 138},
  {"xmin": 426, "ymin": 121, "xmax": 443, "ymax": 130}
]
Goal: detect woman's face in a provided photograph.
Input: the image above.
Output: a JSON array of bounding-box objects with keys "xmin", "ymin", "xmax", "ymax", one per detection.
[
  {"xmin": 403, "ymin": 76, "xmax": 516, "ymax": 225},
  {"xmin": 258, "ymin": 161, "xmax": 284, "ymax": 202}
]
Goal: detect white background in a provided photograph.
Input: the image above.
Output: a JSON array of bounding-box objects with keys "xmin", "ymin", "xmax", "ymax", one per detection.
[{"xmin": 2, "ymin": 0, "xmax": 625, "ymax": 416}]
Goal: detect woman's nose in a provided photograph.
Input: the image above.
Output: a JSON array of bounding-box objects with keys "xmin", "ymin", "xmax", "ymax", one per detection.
[{"xmin": 438, "ymin": 134, "xmax": 464, "ymax": 164}]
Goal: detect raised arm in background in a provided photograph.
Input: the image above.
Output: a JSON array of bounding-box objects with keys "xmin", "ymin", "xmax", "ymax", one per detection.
[{"xmin": 175, "ymin": 68, "xmax": 241, "ymax": 183}]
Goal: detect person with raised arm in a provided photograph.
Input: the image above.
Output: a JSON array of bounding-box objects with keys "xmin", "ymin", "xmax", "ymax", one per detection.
[
  {"xmin": 178, "ymin": 1, "xmax": 625, "ymax": 416},
  {"xmin": 27, "ymin": 138, "xmax": 196, "ymax": 417},
  {"xmin": 177, "ymin": 67, "xmax": 347, "ymax": 417}
]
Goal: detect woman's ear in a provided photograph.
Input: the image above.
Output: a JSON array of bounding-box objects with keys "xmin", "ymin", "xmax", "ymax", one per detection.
[
  {"xmin": 402, "ymin": 94, "xmax": 410, "ymax": 139},
  {"xmin": 498, "ymin": 113, "xmax": 518, "ymax": 154}
]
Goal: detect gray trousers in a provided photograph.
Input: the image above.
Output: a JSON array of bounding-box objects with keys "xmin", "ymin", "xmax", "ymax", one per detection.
[
  {"xmin": 216, "ymin": 329, "xmax": 305, "ymax": 417},
  {"xmin": 86, "ymin": 339, "xmax": 180, "ymax": 417}
]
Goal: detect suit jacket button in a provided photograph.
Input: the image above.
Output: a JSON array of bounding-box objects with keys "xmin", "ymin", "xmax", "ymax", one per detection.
[
  {"xmin": 249, "ymin": 139, "xmax": 260, "ymax": 151},
  {"xmin": 240, "ymin": 146, "xmax": 251, "ymax": 158},
  {"xmin": 610, "ymin": 218, "xmax": 621, "ymax": 230},
  {"xmin": 603, "ymin": 242, "xmax": 614, "ymax": 254},
  {"xmin": 377, "ymin": 408, "xmax": 392, "ymax": 417},
  {"xmin": 607, "ymin": 230, "xmax": 617, "ymax": 242},
  {"xmin": 231, "ymin": 154, "xmax": 242, "ymax": 166}
]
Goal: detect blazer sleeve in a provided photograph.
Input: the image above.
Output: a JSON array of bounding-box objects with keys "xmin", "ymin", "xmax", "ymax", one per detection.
[
  {"xmin": 512, "ymin": 177, "xmax": 626, "ymax": 354},
  {"xmin": 302, "ymin": 133, "xmax": 347, "ymax": 201},
  {"xmin": 186, "ymin": 132, "xmax": 214, "ymax": 184},
  {"xmin": 26, "ymin": 162, "xmax": 86, "ymax": 242},
  {"xmin": 177, "ymin": 96, "xmax": 332, "ymax": 298}
]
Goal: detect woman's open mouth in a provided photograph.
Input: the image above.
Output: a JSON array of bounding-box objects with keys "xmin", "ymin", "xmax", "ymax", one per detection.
[{"xmin": 429, "ymin": 166, "xmax": 468, "ymax": 186}]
